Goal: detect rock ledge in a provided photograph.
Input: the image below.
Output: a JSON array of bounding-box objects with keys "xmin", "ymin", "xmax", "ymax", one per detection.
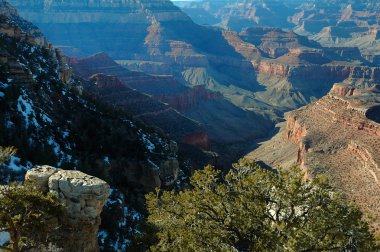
[{"xmin": 26, "ymin": 165, "xmax": 110, "ymax": 252}]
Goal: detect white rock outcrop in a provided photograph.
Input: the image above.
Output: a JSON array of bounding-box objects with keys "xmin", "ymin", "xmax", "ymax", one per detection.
[{"xmin": 26, "ymin": 165, "xmax": 110, "ymax": 252}]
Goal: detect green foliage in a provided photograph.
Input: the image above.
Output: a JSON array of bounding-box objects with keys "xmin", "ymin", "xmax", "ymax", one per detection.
[
  {"xmin": 0, "ymin": 147, "xmax": 63, "ymax": 252},
  {"xmin": 0, "ymin": 181, "xmax": 63, "ymax": 252},
  {"xmin": 0, "ymin": 147, "xmax": 16, "ymax": 166},
  {"xmin": 146, "ymin": 159, "xmax": 376, "ymax": 251}
]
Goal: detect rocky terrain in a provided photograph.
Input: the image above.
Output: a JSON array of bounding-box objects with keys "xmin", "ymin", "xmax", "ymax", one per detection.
[
  {"xmin": 69, "ymin": 53, "xmax": 207, "ymax": 148},
  {"xmin": 69, "ymin": 52, "xmax": 273, "ymax": 166},
  {"xmin": 180, "ymin": 0, "xmax": 380, "ymax": 60},
  {"xmin": 2, "ymin": 0, "xmax": 380, "ymax": 249},
  {"xmin": 222, "ymin": 26, "xmax": 380, "ymax": 111},
  {"xmin": 248, "ymin": 82, "xmax": 380, "ymax": 233},
  {"xmin": 26, "ymin": 166, "xmax": 110, "ymax": 252},
  {"xmin": 7, "ymin": 0, "xmax": 264, "ymax": 109},
  {"xmin": 0, "ymin": 1, "xmax": 181, "ymax": 249},
  {"xmin": 10, "ymin": 0, "xmax": 380, "ymax": 159}
]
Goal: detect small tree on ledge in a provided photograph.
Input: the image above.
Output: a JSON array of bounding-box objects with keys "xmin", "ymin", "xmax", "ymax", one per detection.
[{"xmin": 0, "ymin": 147, "xmax": 63, "ymax": 252}]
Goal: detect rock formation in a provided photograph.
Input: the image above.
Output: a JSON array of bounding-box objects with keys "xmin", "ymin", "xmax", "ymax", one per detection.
[
  {"xmin": 25, "ymin": 165, "xmax": 110, "ymax": 252},
  {"xmin": 221, "ymin": 26, "xmax": 380, "ymax": 110},
  {"xmin": 0, "ymin": 1, "xmax": 183, "ymax": 249},
  {"xmin": 178, "ymin": 0, "xmax": 380, "ymax": 65},
  {"xmin": 248, "ymin": 82, "xmax": 380, "ymax": 233},
  {"xmin": 70, "ymin": 53, "xmax": 273, "ymax": 167},
  {"xmin": 7, "ymin": 0, "xmax": 262, "ymax": 116}
]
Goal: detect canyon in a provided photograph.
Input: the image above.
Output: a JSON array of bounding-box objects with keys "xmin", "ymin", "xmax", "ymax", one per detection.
[
  {"xmin": 69, "ymin": 52, "xmax": 272, "ymax": 166},
  {"xmin": 1, "ymin": 0, "xmax": 380, "ymax": 250},
  {"xmin": 0, "ymin": 2, "xmax": 182, "ymax": 249},
  {"xmin": 248, "ymin": 82, "xmax": 380, "ymax": 233},
  {"xmin": 180, "ymin": 0, "xmax": 380, "ymax": 62},
  {"xmin": 8, "ymin": 0, "xmax": 380, "ymax": 165}
]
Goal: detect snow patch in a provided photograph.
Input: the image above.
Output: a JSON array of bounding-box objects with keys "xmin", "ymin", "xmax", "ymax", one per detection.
[
  {"xmin": 104, "ymin": 156, "xmax": 110, "ymax": 166},
  {"xmin": 123, "ymin": 119, "xmax": 135, "ymax": 128},
  {"xmin": 17, "ymin": 91, "xmax": 39, "ymax": 128},
  {"xmin": 0, "ymin": 232, "xmax": 10, "ymax": 246},
  {"xmin": 138, "ymin": 130, "xmax": 155, "ymax": 153},
  {"xmin": 97, "ymin": 230, "xmax": 108, "ymax": 245},
  {"xmin": 106, "ymin": 189, "xmax": 123, "ymax": 205},
  {"xmin": 47, "ymin": 136, "xmax": 71, "ymax": 166},
  {"xmin": 3, "ymin": 156, "xmax": 28, "ymax": 172},
  {"xmin": 62, "ymin": 130, "xmax": 69, "ymax": 139},
  {"xmin": 119, "ymin": 206, "xmax": 141, "ymax": 228},
  {"xmin": 6, "ymin": 120, "xmax": 14, "ymax": 128},
  {"xmin": 41, "ymin": 113, "xmax": 52, "ymax": 124},
  {"xmin": 0, "ymin": 81, "xmax": 8, "ymax": 89},
  {"xmin": 147, "ymin": 159, "xmax": 160, "ymax": 171}
]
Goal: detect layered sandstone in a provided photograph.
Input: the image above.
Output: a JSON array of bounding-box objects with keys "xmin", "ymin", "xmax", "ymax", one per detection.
[
  {"xmin": 0, "ymin": 0, "xmax": 72, "ymax": 86},
  {"xmin": 248, "ymin": 83, "xmax": 380, "ymax": 232},
  {"xmin": 26, "ymin": 166, "xmax": 110, "ymax": 252},
  {"xmin": 181, "ymin": 0, "xmax": 380, "ymax": 62}
]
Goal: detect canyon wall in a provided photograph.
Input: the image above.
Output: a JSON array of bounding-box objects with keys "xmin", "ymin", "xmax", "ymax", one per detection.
[{"xmin": 248, "ymin": 83, "xmax": 380, "ymax": 233}]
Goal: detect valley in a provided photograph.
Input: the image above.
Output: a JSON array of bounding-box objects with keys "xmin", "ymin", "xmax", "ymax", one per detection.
[
  {"xmin": 8, "ymin": 0, "xmax": 380, "ymax": 168},
  {"xmin": 0, "ymin": 0, "xmax": 379, "ymax": 250}
]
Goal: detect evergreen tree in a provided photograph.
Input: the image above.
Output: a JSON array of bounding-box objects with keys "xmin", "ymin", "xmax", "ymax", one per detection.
[
  {"xmin": 0, "ymin": 147, "xmax": 63, "ymax": 252},
  {"xmin": 146, "ymin": 159, "xmax": 376, "ymax": 251}
]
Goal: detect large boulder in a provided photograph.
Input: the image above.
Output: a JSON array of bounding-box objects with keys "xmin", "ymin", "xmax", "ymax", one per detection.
[{"xmin": 26, "ymin": 166, "xmax": 110, "ymax": 252}]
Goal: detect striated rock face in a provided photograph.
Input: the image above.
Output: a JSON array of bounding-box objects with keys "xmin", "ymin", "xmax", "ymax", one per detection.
[
  {"xmin": 221, "ymin": 25, "xmax": 380, "ymax": 110},
  {"xmin": 180, "ymin": 0, "xmax": 380, "ymax": 62},
  {"xmin": 0, "ymin": 0, "xmax": 72, "ymax": 86},
  {"xmin": 222, "ymin": 30, "xmax": 262, "ymax": 61},
  {"xmin": 72, "ymin": 64, "xmax": 207, "ymax": 147},
  {"xmin": 248, "ymin": 83, "xmax": 380, "ymax": 232},
  {"xmin": 7, "ymin": 0, "xmax": 262, "ymax": 118},
  {"xmin": 255, "ymin": 61, "xmax": 380, "ymax": 81},
  {"xmin": 240, "ymin": 27, "xmax": 317, "ymax": 58},
  {"xmin": 180, "ymin": 0, "xmax": 296, "ymax": 31},
  {"xmin": 26, "ymin": 166, "xmax": 110, "ymax": 252},
  {"xmin": 0, "ymin": 0, "xmax": 46, "ymax": 46}
]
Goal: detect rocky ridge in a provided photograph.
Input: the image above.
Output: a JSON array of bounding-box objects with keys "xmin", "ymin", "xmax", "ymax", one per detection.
[
  {"xmin": 222, "ymin": 27, "xmax": 380, "ymax": 110},
  {"xmin": 179, "ymin": 0, "xmax": 380, "ymax": 62},
  {"xmin": 0, "ymin": 1, "xmax": 182, "ymax": 249},
  {"xmin": 248, "ymin": 82, "xmax": 380, "ymax": 232},
  {"xmin": 7, "ymin": 0, "xmax": 264, "ymax": 112},
  {"xmin": 26, "ymin": 165, "xmax": 110, "ymax": 252},
  {"xmin": 70, "ymin": 52, "xmax": 273, "ymax": 166}
]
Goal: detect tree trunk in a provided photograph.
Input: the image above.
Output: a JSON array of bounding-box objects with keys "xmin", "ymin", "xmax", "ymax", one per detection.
[{"xmin": 5, "ymin": 215, "xmax": 19, "ymax": 252}]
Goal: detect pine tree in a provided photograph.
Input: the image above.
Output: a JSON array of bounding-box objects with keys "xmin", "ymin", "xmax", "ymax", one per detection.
[
  {"xmin": 146, "ymin": 159, "xmax": 376, "ymax": 251},
  {"xmin": 0, "ymin": 147, "xmax": 63, "ymax": 252}
]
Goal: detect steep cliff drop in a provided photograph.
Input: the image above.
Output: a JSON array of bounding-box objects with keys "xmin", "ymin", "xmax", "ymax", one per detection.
[{"xmin": 26, "ymin": 165, "xmax": 110, "ymax": 252}]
